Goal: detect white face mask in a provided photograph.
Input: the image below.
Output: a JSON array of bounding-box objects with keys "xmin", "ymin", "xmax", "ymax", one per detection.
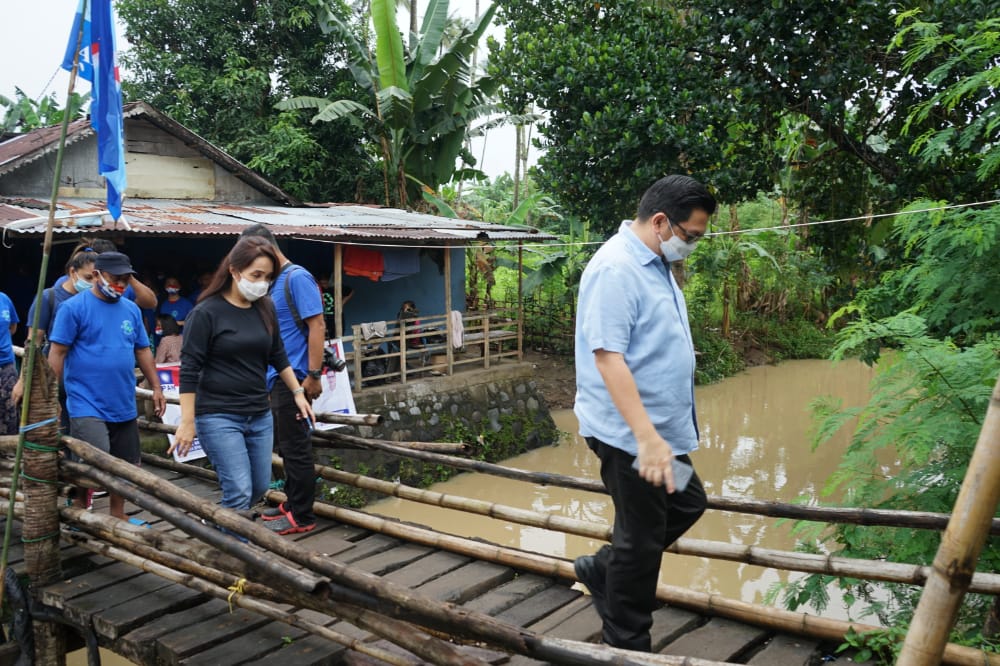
[
  {"xmin": 236, "ymin": 275, "xmax": 270, "ymax": 302},
  {"xmin": 658, "ymin": 224, "xmax": 697, "ymax": 263}
]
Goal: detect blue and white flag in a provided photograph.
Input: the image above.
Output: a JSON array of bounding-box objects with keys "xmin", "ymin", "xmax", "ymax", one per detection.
[{"xmin": 62, "ymin": 0, "xmax": 127, "ymax": 220}]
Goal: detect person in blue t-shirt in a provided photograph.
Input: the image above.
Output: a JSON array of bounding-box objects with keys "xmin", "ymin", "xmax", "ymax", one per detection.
[
  {"xmin": 573, "ymin": 175, "xmax": 715, "ymax": 652},
  {"xmin": 239, "ymin": 224, "xmax": 325, "ymax": 536},
  {"xmin": 0, "ymin": 291, "xmax": 20, "ymax": 436},
  {"xmin": 11, "ymin": 252, "xmax": 98, "ymax": 431},
  {"xmin": 158, "ymin": 276, "xmax": 194, "ymax": 328},
  {"xmin": 53, "ymin": 238, "xmax": 158, "ymax": 310},
  {"xmin": 48, "ymin": 251, "xmax": 166, "ymax": 520}
]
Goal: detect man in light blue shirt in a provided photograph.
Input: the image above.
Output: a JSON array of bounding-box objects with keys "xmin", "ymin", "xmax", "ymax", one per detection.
[{"xmin": 573, "ymin": 175, "xmax": 716, "ymax": 652}]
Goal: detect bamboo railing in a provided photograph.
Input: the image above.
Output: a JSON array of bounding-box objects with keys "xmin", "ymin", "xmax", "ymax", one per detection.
[{"xmin": 346, "ymin": 310, "xmax": 522, "ymax": 390}]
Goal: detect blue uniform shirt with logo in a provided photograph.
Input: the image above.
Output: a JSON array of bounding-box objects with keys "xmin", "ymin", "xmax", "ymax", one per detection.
[
  {"xmin": 48, "ymin": 290, "xmax": 149, "ymax": 422},
  {"xmin": 573, "ymin": 220, "xmax": 699, "ymax": 456}
]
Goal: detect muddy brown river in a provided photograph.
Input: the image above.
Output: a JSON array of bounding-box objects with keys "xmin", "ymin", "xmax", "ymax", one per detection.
[{"xmin": 370, "ymin": 358, "xmax": 879, "ymax": 620}]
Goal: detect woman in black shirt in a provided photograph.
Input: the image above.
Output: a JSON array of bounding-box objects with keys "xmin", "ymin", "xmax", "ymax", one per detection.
[{"xmin": 169, "ymin": 237, "xmax": 314, "ymax": 515}]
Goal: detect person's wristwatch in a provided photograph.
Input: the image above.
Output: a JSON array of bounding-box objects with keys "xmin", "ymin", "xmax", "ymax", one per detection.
[{"xmin": 306, "ymin": 369, "xmax": 323, "ymax": 380}]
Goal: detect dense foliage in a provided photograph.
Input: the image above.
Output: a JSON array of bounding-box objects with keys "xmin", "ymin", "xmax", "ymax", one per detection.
[
  {"xmin": 489, "ymin": 0, "xmax": 1000, "ymax": 262},
  {"xmin": 278, "ymin": 0, "xmax": 500, "ymax": 207},
  {"xmin": 117, "ymin": 0, "xmax": 380, "ymax": 203}
]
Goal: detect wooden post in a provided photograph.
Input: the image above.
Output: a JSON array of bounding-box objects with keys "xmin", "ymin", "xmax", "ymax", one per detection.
[
  {"xmin": 398, "ymin": 320, "xmax": 408, "ymax": 384},
  {"xmin": 21, "ymin": 357, "xmax": 64, "ymax": 663},
  {"xmin": 352, "ymin": 324, "xmax": 363, "ymax": 391},
  {"xmin": 483, "ymin": 313, "xmax": 492, "ymax": 369},
  {"xmin": 334, "ymin": 243, "xmax": 344, "ymax": 340},
  {"xmin": 517, "ymin": 244, "xmax": 524, "ymax": 361},
  {"xmin": 898, "ymin": 374, "xmax": 1000, "ymax": 665},
  {"xmin": 444, "ymin": 244, "xmax": 454, "ymax": 375}
]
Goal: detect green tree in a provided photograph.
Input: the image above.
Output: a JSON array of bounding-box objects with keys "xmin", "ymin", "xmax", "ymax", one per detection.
[
  {"xmin": 117, "ymin": 0, "xmax": 380, "ymax": 203},
  {"xmin": 278, "ymin": 0, "xmax": 500, "ymax": 207},
  {"xmin": 1, "ymin": 89, "xmax": 89, "ymax": 133},
  {"xmin": 490, "ymin": 0, "xmax": 1000, "ymax": 252}
]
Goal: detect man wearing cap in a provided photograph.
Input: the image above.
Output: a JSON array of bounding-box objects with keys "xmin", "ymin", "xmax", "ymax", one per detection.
[{"xmin": 48, "ymin": 251, "xmax": 166, "ymax": 519}]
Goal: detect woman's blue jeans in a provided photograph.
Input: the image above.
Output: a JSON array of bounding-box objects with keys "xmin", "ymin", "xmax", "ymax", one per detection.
[{"xmin": 195, "ymin": 411, "xmax": 273, "ymax": 510}]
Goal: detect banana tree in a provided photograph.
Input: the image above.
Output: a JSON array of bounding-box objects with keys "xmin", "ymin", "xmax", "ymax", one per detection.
[{"xmin": 280, "ymin": 0, "xmax": 499, "ymax": 207}]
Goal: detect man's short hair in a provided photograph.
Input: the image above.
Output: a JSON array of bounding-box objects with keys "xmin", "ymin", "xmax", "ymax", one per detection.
[
  {"xmin": 637, "ymin": 175, "xmax": 717, "ymax": 224},
  {"xmin": 239, "ymin": 223, "xmax": 278, "ymax": 248}
]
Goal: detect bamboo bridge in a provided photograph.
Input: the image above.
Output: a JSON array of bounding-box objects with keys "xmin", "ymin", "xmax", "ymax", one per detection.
[{"xmin": 1, "ymin": 359, "xmax": 999, "ymax": 666}]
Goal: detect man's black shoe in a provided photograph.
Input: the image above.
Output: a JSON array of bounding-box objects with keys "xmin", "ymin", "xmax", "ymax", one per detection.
[{"xmin": 574, "ymin": 555, "xmax": 609, "ymax": 621}]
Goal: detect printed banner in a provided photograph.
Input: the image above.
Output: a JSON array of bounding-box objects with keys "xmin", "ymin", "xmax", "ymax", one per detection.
[
  {"xmin": 156, "ymin": 364, "xmax": 207, "ymax": 462},
  {"xmin": 313, "ymin": 339, "xmax": 356, "ymax": 430}
]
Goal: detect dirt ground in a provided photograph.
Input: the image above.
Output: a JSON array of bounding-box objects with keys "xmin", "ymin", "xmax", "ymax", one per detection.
[{"xmin": 523, "ymin": 350, "xmax": 577, "ymax": 410}]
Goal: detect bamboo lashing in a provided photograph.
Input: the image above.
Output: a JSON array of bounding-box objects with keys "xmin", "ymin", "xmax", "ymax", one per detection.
[
  {"xmin": 132, "ymin": 418, "xmax": 1000, "ymax": 534},
  {"xmin": 898, "ymin": 375, "xmax": 1000, "ymax": 665}
]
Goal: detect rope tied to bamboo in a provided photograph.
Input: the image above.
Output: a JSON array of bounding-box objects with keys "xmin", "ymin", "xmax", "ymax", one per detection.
[
  {"xmin": 19, "ymin": 472, "xmax": 59, "ymax": 485},
  {"xmin": 19, "ymin": 418, "xmax": 58, "ymax": 434},
  {"xmin": 20, "ymin": 532, "xmax": 59, "ymax": 544},
  {"xmin": 22, "ymin": 441, "xmax": 60, "ymax": 454},
  {"xmin": 227, "ymin": 577, "xmax": 248, "ymax": 613}
]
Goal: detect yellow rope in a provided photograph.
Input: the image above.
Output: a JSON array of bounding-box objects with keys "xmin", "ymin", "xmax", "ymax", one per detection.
[{"xmin": 227, "ymin": 577, "xmax": 247, "ymax": 613}]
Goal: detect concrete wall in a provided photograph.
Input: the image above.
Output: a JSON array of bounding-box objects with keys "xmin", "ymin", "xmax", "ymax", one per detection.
[{"xmin": 316, "ymin": 362, "xmax": 558, "ymax": 505}]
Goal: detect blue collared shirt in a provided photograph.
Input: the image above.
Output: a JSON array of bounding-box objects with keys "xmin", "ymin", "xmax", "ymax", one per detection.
[{"xmin": 574, "ymin": 220, "xmax": 699, "ymax": 456}]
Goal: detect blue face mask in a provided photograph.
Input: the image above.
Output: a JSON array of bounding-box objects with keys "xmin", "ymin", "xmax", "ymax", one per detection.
[{"xmin": 74, "ymin": 278, "xmax": 93, "ymax": 292}]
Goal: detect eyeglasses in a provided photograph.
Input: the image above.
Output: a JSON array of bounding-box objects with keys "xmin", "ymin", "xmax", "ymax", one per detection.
[{"xmin": 671, "ymin": 221, "xmax": 705, "ymax": 243}]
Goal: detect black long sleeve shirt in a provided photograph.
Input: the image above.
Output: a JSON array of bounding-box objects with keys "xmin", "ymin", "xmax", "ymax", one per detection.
[{"xmin": 179, "ymin": 295, "xmax": 289, "ymax": 416}]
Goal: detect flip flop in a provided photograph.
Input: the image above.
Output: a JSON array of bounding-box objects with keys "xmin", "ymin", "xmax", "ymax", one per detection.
[{"xmin": 128, "ymin": 517, "xmax": 152, "ymax": 529}]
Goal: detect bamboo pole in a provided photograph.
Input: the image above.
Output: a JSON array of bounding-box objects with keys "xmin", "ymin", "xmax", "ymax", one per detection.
[
  {"xmin": 285, "ymin": 494, "xmax": 995, "ymax": 666},
  {"xmin": 444, "ymin": 242, "xmax": 454, "ymax": 376},
  {"xmin": 0, "ymin": 18, "xmax": 89, "ymax": 662},
  {"xmin": 135, "ymin": 419, "xmax": 466, "ymax": 453},
  {"xmin": 292, "ymin": 459, "xmax": 1000, "ymax": 595},
  {"xmin": 58, "ymin": 441, "xmax": 721, "ymax": 666},
  {"xmin": 10, "ymin": 426, "xmax": 998, "ymax": 536},
  {"xmin": 898, "ymin": 375, "xmax": 1000, "ymax": 666}
]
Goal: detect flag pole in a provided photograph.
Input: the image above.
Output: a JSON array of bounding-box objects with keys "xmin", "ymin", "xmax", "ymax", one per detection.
[{"xmin": 0, "ymin": 0, "xmax": 90, "ymax": 610}]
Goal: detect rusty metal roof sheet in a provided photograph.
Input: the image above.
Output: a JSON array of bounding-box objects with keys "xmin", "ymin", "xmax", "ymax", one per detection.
[{"xmin": 0, "ymin": 198, "xmax": 557, "ymax": 244}]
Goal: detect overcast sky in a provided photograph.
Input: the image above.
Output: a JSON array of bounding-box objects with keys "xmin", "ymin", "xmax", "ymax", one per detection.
[{"xmin": 0, "ymin": 0, "xmax": 536, "ymax": 180}]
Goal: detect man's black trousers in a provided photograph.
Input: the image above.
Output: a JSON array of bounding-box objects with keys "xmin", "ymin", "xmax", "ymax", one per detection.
[
  {"xmin": 587, "ymin": 436, "xmax": 707, "ymax": 651},
  {"xmin": 270, "ymin": 382, "xmax": 317, "ymax": 525}
]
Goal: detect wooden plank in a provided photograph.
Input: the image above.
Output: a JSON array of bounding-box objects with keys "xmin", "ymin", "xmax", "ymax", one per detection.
[
  {"xmin": 384, "ymin": 550, "xmax": 470, "ymax": 589},
  {"xmin": 59, "ymin": 572, "xmax": 175, "ymax": 627},
  {"xmin": 527, "ymin": 595, "xmax": 597, "ymax": 642},
  {"xmin": 415, "ymin": 560, "xmax": 515, "ymax": 603},
  {"xmin": 127, "ymin": 153, "xmax": 215, "ymax": 200},
  {"xmin": 40, "ymin": 561, "xmax": 145, "ymax": 607},
  {"xmin": 649, "ymin": 606, "xmax": 704, "ymax": 652},
  {"xmin": 179, "ymin": 622, "xmax": 309, "ymax": 666},
  {"xmin": 332, "ymin": 534, "xmax": 402, "ymax": 564},
  {"xmin": 746, "ymin": 633, "xmax": 821, "ymax": 666},
  {"xmin": 495, "ymin": 584, "xmax": 582, "ymax": 627},
  {"xmin": 314, "ymin": 522, "xmax": 369, "ymax": 542},
  {"xmin": 249, "ymin": 633, "xmax": 346, "ymax": 666},
  {"xmin": 116, "ymin": 599, "xmax": 231, "ymax": 665},
  {"xmin": 661, "ymin": 617, "xmax": 771, "ymax": 662},
  {"xmin": 292, "ymin": 528, "xmax": 354, "ymax": 557},
  {"xmin": 92, "ymin": 581, "xmax": 206, "ymax": 640},
  {"xmin": 155, "ymin": 606, "xmax": 272, "ymax": 665},
  {"xmin": 351, "ymin": 543, "xmax": 432, "ymax": 575},
  {"xmin": 463, "ymin": 574, "xmax": 554, "ymax": 616}
]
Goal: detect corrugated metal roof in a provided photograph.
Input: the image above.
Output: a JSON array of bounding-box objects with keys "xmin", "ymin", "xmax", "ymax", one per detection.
[{"xmin": 0, "ymin": 198, "xmax": 556, "ymax": 244}]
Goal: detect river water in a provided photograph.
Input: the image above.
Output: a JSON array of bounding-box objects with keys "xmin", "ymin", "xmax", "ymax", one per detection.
[{"xmin": 369, "ymin": 359, "xmax": 878, "ymax": 620}]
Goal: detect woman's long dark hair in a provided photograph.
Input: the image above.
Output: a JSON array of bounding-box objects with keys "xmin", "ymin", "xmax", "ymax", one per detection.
[{"xmin": 199, "ymin": 236, "xmax": 280, "ymax": 336}]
